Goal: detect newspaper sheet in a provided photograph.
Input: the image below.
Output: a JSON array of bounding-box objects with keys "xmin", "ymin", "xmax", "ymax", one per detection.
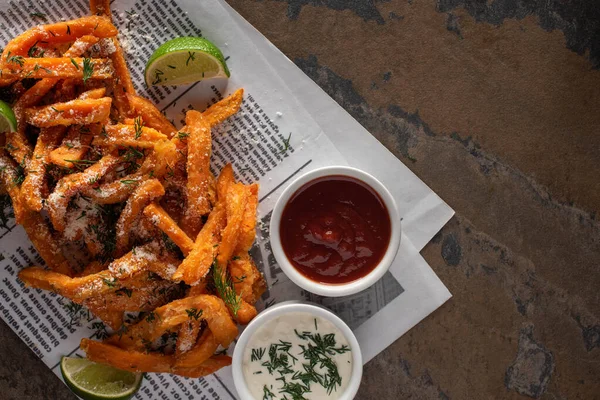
[{"xmin": 0, "ymin": 0, "xmax": 454, "ymax": 398}]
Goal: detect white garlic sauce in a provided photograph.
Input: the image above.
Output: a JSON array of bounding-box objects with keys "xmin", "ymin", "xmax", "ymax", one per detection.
[{"xmin": 242, "ymin": 312, "xmax": 353, "ymax": 399}]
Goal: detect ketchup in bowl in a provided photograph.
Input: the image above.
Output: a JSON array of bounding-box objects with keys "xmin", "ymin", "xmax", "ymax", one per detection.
[{"xmin": 279, "ymin": 175, "xmax": 391, "ymax": 284}]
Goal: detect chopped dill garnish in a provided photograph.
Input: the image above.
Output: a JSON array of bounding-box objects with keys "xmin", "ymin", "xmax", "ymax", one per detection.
[
  {"xmin": 82, "ymin": 58, "xmax": 93, "ymax": 84},
  {"xmin": 134, "ymin": 116, "xmax": 143, "ymax": 140},
  {"xmin": 185, "ymin": 308, "xmax": 203, "ymax": 320}
]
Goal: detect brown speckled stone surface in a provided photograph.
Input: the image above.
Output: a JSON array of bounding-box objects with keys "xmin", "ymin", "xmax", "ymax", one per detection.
[{"xmin": 1, "ymin": 0, "xmax": 599, "ymax": 399}]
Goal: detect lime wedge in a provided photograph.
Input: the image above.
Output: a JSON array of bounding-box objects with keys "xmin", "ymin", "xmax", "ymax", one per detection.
[
  {"xmin": 60, "ymin": 356, "xmax": 143, "ymax": 400},
  {"xmin": 145, "ymin": 37, "xmax": 230, "ymax": 86},
  {"xmin": 0, "ymin": 100, "xmax": 17, "ymax": 133}
]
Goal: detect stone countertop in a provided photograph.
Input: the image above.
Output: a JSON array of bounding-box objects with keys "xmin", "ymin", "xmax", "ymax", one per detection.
[{"xmin": 1, "ymin": 0, "xmax": 598, "ymax": 399}]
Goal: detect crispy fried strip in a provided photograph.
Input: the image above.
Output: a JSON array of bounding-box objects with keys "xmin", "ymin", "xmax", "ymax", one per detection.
[
  {"xmin": 1, "ymin": 16, "xmax": 116, "ymax": 59},
  {"xmin": 175, "ymin": 331, "xmax": 218, "ymax": 366},
  {"xmin": 20, "ymin": 126, "xmax": 66, "ymax": 211},
  {"xmin": 216, "ymin": 183, "xmax": 249, "ymax": 268},
  {"xmin": 143, "ymin": 203, "xmax": 194, "ymax": 256},
  {"xmin": 1, "ymin": 58, "xmax": 113, "ymax": 80},
  {"xmin": 108, "ymin": 243, "xmax": 179, "ymax": 281},
  {"xmin": 84, "ymin": 140, "xmax": 177, "ymax": 204},
  {"xmin": 25, "ymin": 97, "xmax": 112, "ymax": 127},
  {"xmin": 88, "ymin": 3, "xmax": 136, "ymax": 117},
  {"xmin": 234, "ymin": 183, "xmax": 259, "ymax": 254},
  {"xmin": 115, "ymin": 179, "xmax": 165, "ymax": 255},
  {"xmin": 172, "ymin": 205, "xmax": 226, "ymax": 285},
  {"xmin": 46, "ymin": 154, "xmax": 120, "ymax": 231},
  {"xmin": 108, "ymin": 295, "xmax": 237, "ymax": 350},
  {"xmin": 236, "ymin": 301, "xmax": 258, "ymax": 325},
  {"xmin": 49, "ymin": 123, "xmax": 100, "ymax": 168},
  {"xmin": 82, "ymin": 339, "xmax": 231, "ymax": 377},
  {"xmin": 180, "ymin": 111, "xmax": 211, "ymax": 238},
  {"xmin": 19, "ymin": 250, "xmax": 174, "ymax": 301},
  {"xmin": 172, "ymin": 166, "xmax": 234, "ymax": 284},
  {"xmin": 82, "ymin": 338, "xmax": 176, "ymax": 373},
  {"xmin": 92, "ymin": 124, "xmax": 167, "ymax": 148},
  {"xmin": 128, "ymin": 94, "xmax": 176, "ymax": 137},
  {"xmin": 230, "ymin": 254, "xmax": 265, "ymax": 304},
  {"xmin": 202, "ymin": 88, "xmax": 244, "ymax": 127}
]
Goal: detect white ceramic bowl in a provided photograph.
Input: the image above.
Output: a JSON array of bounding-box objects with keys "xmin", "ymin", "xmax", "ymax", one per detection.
[
  {"xmin": 269, "ymin": 166, "xmax": 401, "ymax": 297},
  {"xmin": 232, "ymin": 301, "xmax": 362, "ymax": 400}
]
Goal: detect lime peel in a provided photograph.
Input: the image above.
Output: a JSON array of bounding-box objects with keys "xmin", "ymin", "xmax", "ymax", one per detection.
[
  {"xmin": 60, "ymin": 356, "xmax": 143, "ymax": 400},
  {"xmin": 145, "ymin": 37, "xmax": 230, "ymax": 86},
  {"xmin": 0, "ymin": 99, "xmax": 17, "ymax": 133}
]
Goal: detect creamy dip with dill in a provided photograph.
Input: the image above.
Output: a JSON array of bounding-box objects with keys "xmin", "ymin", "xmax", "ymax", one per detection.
[{"xmin": 242, "ymin": 312, "xmax": 353, "ymax": 399}]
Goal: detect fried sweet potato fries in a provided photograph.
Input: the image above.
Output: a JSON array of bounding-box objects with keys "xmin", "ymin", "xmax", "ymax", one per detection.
[{"xmin": 0, "ymin": 0, "xmax": 264, "ymax": 378}]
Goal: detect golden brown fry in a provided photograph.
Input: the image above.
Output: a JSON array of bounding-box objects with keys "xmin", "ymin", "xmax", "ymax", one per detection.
[
  {"xmin": 108, "ymin": 295, "xmax": 237, "ymax": 350},
  {"xmin": 172, "ymin": 166, "xmax": 234, "ymax": 284},
  {"xmin": 202, "ymin": 88, "xmax": 244, "ymax": 127},
  {"xmin": 235, "ymin": 183, "xmax": 259, "ymax": 253},
  {"xmin": 115, "ymin": 179, "xmax": 165, "ymax": 255},
  {"xmin": 172, "ymin": 205, "xmax": 226, "ymax": 285},
  {"xmin": 143, "ymin": 203, "xmax": 194, "ymax": 256},
  {"xmin": 19, "ymin": 248, "xmax": 177, "ymax": 301},
  {"xmin": 82, "ymin": 338, "xmax": 231, "ymax": 377},
  {"xmin": 93, "ymin": 124, "xmax": 167, "ymax": 149},
  {"xmin": 216, "ymin": 183, "xmax": 249, "ymax": 268},
  {"xmin": 128, "ymin": 94, "xmax": 176, "ymax": 137},
  {"xmin": 20, "ymin": 126, "xmax": 66, "ymax": 211},
  {"xmin": 25, "ymin": 97, "xmax": 112, "ymax": 128},
  {"xmin": 46, "ymin": 155, "xmax": 120, "ymax": 231},
  {"xmin": 180, "ymin": 111, "xmax": 212, "ymax": 238},
  {"xmin": 1, "ymin": 58, "xmax": 114, "ymax": 80},
  {"xmin": 175, "ymin": 331, "xmax": 218, "ymax": 367},
  {"xmin": 1, "ymin": 16, "xmax": 116, "ymax": 59},
  {"xmin": 49, "ymin": 123, "xmax": 100, "ymax": 168},
  {"xmin": 230, "ymin": 253, "xmax": 265, "ymax": 304},
  {"xmin": 82, "ymin": 338, "xmax": 176, "ymax": 373},
  {"xmin": 216, "ymin": 163, "xmax": 234, "ymax": 201},
  {"xmin": 236, "ymin": 301, "xmax": 258, "ymax": 325}
]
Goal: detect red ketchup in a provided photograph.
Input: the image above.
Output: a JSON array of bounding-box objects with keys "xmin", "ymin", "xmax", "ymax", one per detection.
[{"xmin": 279, "ymin": 175, "xmax": 391, "ymax": 284}]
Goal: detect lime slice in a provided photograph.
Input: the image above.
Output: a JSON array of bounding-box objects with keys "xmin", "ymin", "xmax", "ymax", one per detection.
[
  {"xmin": 60, "ymin": 356, "xmax": 143, "ymax": 400},
  {"xmin": 0, "ymin": 100, "xmax": 17, "ymax": 133},
  {"xmin": 145, "ymin": 37, "xmax": 230, "ymax": 86}
]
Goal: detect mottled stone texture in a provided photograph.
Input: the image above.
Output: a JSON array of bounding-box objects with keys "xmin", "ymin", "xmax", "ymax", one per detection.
[{"xmin": 1, "ymin": 0, "xmax": 599, "ymax": 399}]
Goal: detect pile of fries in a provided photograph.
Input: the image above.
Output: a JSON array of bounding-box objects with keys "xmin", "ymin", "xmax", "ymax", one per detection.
[{"xmin": 0, "ymin": 0, "xmax": 265, "ymax": 377}]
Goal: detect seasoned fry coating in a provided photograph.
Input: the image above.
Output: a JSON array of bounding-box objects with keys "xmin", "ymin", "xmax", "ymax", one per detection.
[{"xmin": 25, "ymin": 97, "xmax": 112, "ymax": 127}]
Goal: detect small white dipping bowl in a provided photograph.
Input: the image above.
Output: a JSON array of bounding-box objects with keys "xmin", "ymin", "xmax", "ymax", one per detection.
[
  {"xmin": 232, "ymin": 301, "xmax": 362, "ymax": 400},
  {"xmin": 269, "ymin": 166, "xmax": 401, "ymax": 297}
]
